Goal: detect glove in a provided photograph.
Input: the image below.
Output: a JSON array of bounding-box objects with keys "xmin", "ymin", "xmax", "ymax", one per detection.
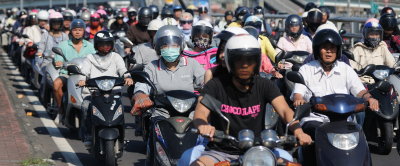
[{"xmin": 130, "ymin": 93, "xmax": 153, "ymax": 116}]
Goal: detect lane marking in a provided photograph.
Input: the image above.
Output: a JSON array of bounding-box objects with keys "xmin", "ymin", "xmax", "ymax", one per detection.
[{"xmin": 1, "ymin": 55, "xmax": 83, "ymax": 166}]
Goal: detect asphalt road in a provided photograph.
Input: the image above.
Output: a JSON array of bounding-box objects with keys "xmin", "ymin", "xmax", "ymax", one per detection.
[{"xmin": 0, "ymin": 50, "xmax": 399, "ymax": 166}]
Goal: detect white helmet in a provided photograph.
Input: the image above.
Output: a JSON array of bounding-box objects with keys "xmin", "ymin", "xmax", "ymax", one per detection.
[
  {"xmin": 81, "ymin": 11, "xmax": 91, "ymax": 21},
  {"xmin": 224, "ymin": 34, "xmax": 261, "ymax": 74},
  {"xmin": 315, "ymin": 22, "xmax": 338, "ymax": 34},
  {"xmin": 38, "ymin": 10, "xmax": 49, "ymax": 21},
  {"xmin": 162, "ymin": 17, "xmax": 178, "ymax": 26},
  {"xmin": 148, "ymin": 19, "xmax": 164, "ymax": 31}
]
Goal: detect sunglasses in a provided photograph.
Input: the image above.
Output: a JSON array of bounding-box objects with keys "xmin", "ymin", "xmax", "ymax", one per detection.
[{"xmin": 180, "ymin": 20, "xmax": 193, "ymax": 25}]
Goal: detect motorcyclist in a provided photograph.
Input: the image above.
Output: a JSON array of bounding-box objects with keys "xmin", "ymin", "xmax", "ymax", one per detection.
[
  {"xmin": 125, "ymin": 7, "xmax": 152, "ymax": 53},
  {"xmin": 77, "ymin": 30, "xmax": 133, "ymax": 146},
  {"xmin": 379, "ymin": 14, "xmax": 400, "ymax": 53},
  {"xmin": 228, "ymin": 7, "xmax": 250, "ymax": 28},
  {"xmin": 179, "ymin": 12, "xmax": 194, "ymax": 44},
  {"xmin": 22, "ymin": 14, "xmax": 42, "ymax": 45},
  {"xmin": 109, "ymin": 12, "xmax": 129, "ymax": 34},
  {"xmin": 292, "ymin": 29, "xmax": 379, "ymax": 166},
  {"xmin": 85, "ymin": 13, "xmax": 104, "ymax": 40},
  {"xmin": 350, "ymin": 21, "xmax": 396, "ymax": 83},
  {"xmin": 96, "ymin": 9, "xmax": 108, "ymax": 29},
  {"xmin": 173, "ymin": 5, "xmax": 183, "ymax": 22},
  {"xmin": 62, "ymin": 11, "xmax": 74, "ymax": 35},
  {"xmin": 132, "ymin": 19, "xmax": 164, "ymax": 66},
  {"xmin": 37, "ymin": 12, "xmax": 68, "ymax": 65},
  {"xmin": 37, "ymin": 10, "xmax": 49, "ymax": 30},
  {"xmin": 127, "ymin": 7, "xmax": 138, "ymax": 26},
  {"xmin": 53, "ymin": 19, "xmax": 96, "ymax": 121},
  {"xmin": 182, "ymin": 20, "xmax": 218, "ymax": 70},
  {"xmin": 161, "ymin": 6, "xmax": 174, "ymax": 20},
  {"xmin": 80, "ymin": 11, "xmax": 91, "ymax": 26},
  {"xmin": 318, "ymin": 6, "xmax": 332, "ymax": 24},
  {"xmin": 12, "ymin": 10, "xmax": 27, "ymax": 33},
  {"xmin": 191, "ymin": 34, "xmax": 312, "ymax": 166},
  {"xmin": 381, "ymin": 7, "xmax": 396, "ymax": 17},
  {"xmin": 217, "ymin": 11, "xmax": 233, "ymax": 31},
  {"xmin": 303, "ymin": 9, "xmax": 323, "ymax": 39},
  {"xmin": 304, "ymin": 2, "xmax": 318, "ymax": 12},
  {"xmin": 277, "ymin": 14, "xmax": 313, "ymax": 53},
  {"xmin": 129, "ymin": 25, "xmax": 205, "ymax": 116}
]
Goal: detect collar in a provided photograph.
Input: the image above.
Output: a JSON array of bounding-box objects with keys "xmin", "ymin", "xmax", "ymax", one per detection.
[
  {"xmin": 157, "ymin": 56, "xmax": 188, "ymax": 71},
  {"xmin": 68, "ymin": 40, "xmax": 88, "ymax": 47},
  {"xmin": 313, "ymin": 60, "xmax": 341, "ymax": 75}
]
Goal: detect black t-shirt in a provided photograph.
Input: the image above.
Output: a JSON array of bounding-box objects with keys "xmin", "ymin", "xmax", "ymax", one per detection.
[{"xmin": 201, "ymin": 75, "xmax": 282, "ymax": 154}]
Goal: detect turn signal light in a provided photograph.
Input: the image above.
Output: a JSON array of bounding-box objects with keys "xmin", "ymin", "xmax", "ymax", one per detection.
[
  {"xmin": 286, "ymin": 162, "xmax": 302, "ymax": 166},
  {"xmin": 215, "ymin": 161, "xmax": 230, "ymax": 166},
  {"xmin": 70, "ymin": 96, "xmax": 76, "ymax": 104},
  {"xmin": 314, "ymin": 104, "xmax": 327, "ymax": 111}
]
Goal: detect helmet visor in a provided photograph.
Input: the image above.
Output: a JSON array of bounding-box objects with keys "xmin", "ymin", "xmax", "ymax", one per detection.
[{"xmin": 156, "ymin": 36, "xmax": 182, "ymax": 49}]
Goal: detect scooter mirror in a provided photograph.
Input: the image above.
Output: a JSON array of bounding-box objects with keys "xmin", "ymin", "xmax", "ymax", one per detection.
[
  {"xmin": 120, "ymin": 37, "xmax": 133, "ymax": 47},
  {"xmin": 274, "ymin": 50, "xmax": 287, "ymax": 63},
  {"xmin": 293, "ymin": 103, "xmax": 312, "ymax": 120},
  {"xmin": 200, "ymin": 94, "xmax": 231, "ymax": 135},
  {"xmin": 52, "ymin": 47, "xmax": 67, "ymax": 61},
  {"xmin": 343, "ymin": 50, "xmax": 354, "ymax": 61},
  {"xmin": 130, "ymin": 71, "xmax": 157, "ymax": 98},
  {"xmin": 67, "ymin": 65, "xmax": 83, "ymax": 75},
  {"xmin": 286, "ymin": 71, "xmax": 306, "ymax": 85},
  {"xmin": 339, "ymin": 29, "xmax": 346, "ymax": 35},
  {"xmin": 375, "ymin": 80, "xmax": 392, "ymax": 93}
]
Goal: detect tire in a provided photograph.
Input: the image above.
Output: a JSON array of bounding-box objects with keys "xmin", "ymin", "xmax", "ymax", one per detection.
[
  {"xmin": 104, "ymin": 140, "xmax": 116, "ymax": 166},
  {"xmin": 378, "ymin": 121, "xmax": 393, "ymax": 155}
]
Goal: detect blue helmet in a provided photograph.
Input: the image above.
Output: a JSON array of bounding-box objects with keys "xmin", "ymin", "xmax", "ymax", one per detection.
[
  {"xmin": 363, "ymin": 21, "xmax": 383, "ymax": 48},
  {"xmin": 70, "ymin": 19, "xmax": 86, "ymax": 30}
]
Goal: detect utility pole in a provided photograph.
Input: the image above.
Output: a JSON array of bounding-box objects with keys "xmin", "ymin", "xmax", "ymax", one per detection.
[
  {"xmin": 20, "ymin": 0, "xmax": 23, "ymax": 10},
  {"xmin": 50, "ymin": 0, "xmax": 52, "ymax": 8},
  {"xmin": 66, "ymin": 0, "xmax": 69, "ymax": 8},
  {"xmin": 347, "ymin": 0, "xmax": 351, "ymax": 16}
]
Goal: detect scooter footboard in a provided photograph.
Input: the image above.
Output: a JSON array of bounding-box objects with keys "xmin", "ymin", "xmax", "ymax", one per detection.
[
  {"xmin": 154, "ymin": 119, "xmax": 199, "ymax": 162},
  {"xmin": 315, "ymin": 121, "xmax": 371, "ymax": 166}
]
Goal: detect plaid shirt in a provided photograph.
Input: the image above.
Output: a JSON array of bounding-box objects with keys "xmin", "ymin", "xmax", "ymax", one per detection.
[{"xmin": 383, "ymin": 35, "xmax": 400, "ymax": 53}]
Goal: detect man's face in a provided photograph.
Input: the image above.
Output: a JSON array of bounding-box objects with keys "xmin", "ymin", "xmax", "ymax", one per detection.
[
  {"xmin": 368, "ymin": 31, "xmax": 381, "ymax": 39},
  {"xmin": 322, "ymin": 14, "xmax": 328, "ymax": 23},
  {"xmin": 225, "ymin": 15, "xmax": 233, "ymax": 22},
  {"xmin": 38, "ymin": 20, "xmax": 47, "ymax": 28},
  {"xmin": 71, "ymin": 28, "xmax": 84, "ymax": 39},
  {"xmin": 180, "ymin": 20, "xmax": 193, "ymax": 30},
  {"xmin": 234, "ymin": 57, "xmax": 257, "ymax": 80},
  {"xmin": 174, "ymin": 11, "xmax": 182, "ymax": 20},
  {"xmin": 117, "ymin": 18, "xmax": 123, "ymax": 24},
  {"xmin": 63, "ymin": 20, "xmax": 71, "ymax": 28},
  {"xmin": 319, "ymin": 43, "xmax": 337, "ymax": 64}
]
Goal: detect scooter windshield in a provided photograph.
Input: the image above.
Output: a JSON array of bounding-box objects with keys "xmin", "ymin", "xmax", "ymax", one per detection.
[{"xmin": 311, "ymin": 94, "xmax": 365, "ymax": 116}]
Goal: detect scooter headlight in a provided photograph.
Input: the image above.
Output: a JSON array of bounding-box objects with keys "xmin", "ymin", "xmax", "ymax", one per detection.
[
  {"xmin": 95, "ymin": 79, "xmax": 115, "ymax": 91},
  {"xmin": 155, "ymin": 142, "xmax": 171, "ymax": 166},
  {"xmin": 327, "ymin": 132, "xmax": 359, "ymax": 150},
  {"xmin": 92, "ymin": 106, "xmax": 105, "ymax": 121},
  {"xmin": 373, "ymin": 69, "xmax": 390, "ymax": 80},
  {"xmin": 242, "ymin": 146, "xmax": 276, "ymax": 166},
  {"xmin": 290, "ymin": 55, "xmax": 307, "ymax": 64},
  {"xmin": 166, "ymin": 96, "xmax": 196, "ymax": 113},
  {"xmin": 112, "ymin": 105, "xmax": 123, "ymax": 121}
]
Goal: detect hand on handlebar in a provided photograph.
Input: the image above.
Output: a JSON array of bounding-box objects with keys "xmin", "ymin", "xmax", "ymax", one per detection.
[
  {"xmin": 197, "ymin": 124, "xmax": 216, "ymax": 141},
  {"xmin": 293, "ymin": 99, "xmax": 306, "ymax": 107},
  {"xmin": 367, "ymin": 97, "xmax": 379, "ymax": 111},
  {"xmin": 124, "ymin": 78, "xmax": 134, "ymax": 86},
  {"xmin": 130, "ymin": 93, "xmax": 153, "ymax": 116},
  {"xmin": 295, "ymin": 131, "xmax": 313, "ymax": 146},
  {"xmin": 55, "ymin": 61, "xmax": 63, "ymax": 68}
]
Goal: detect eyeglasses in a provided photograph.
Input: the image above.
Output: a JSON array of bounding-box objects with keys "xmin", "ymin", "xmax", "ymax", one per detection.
[{"xmin": 180, "ymin": 20, "xmax": 193, "ymax": 25}]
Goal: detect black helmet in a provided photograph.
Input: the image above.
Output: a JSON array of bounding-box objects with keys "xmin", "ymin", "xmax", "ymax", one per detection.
[
  {"xmin": 305, "ymin": 2, "xmax": 318, "ymax": 12},
  {"xmin": 235, "ymin": 7, "xmax": 250, "ymax": 22},
  {"xmin": 161, "ymin": 6, "xmax": 173, "ymax": 19},
  {"xmin": 26, "ymin": 14, "xmax": 38, "ymax": 26},
  {"xmin": 149, "ymin": 5, "xmax": 159, "ymax": 19},
  {"xmin": 312, "ymin": 29, "xmax": 342, "ymax": 61},
  {"xmin": 253, "ymin": 6, "xmax": 264, "ymax": 16},
  {"xmin": 94, "ymin": 30, "xmax": 114, "ymax": 55},
  {"xmin": 380, "ymin": 14, "xmax": 397, "ymax": 31},
  {"xmin": 319, "ymin": 6, "xmax": 331, "ymax": 19},
  {"xmin": 198, "ymin": 6, "xmax": 208, "ymax": 14},
  {"xmin": 285, "ymin": 15, "xmax": 303, "ymax": 39},
  {"xmin": 381, "ymin": 7, "xmax": 396, "ymax": 17},
  {"xmin": 63, "ymin": 11, "xmax": 74, "ymax": 21},
  {"xmin": 6, "ymin": 9, "xmax": 12, "ymax": 17},
  {"xmin": 115, "ymin": 12, "xmax": 124, "ymax": 19},
  {"xmin": 17, "ymin": 10, "xmax": 27, "ymax": 19},
  {"xmin": 138, "ymin": 7, "xmax": 153, "ymax": 27},
  {"xmin": 128, "ymin": 9, "xmax": 137, "ymax": 18},
  {"xmin": 225, "ymin": 10, "xmax": 233, "ymax": 17},
  {"xmin": 306, "ymin": 10, "xmax": 323, "ymax": 33}
]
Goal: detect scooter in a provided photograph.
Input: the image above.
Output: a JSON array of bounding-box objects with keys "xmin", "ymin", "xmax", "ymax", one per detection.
[
  {"xmin": 81, "ymin": 74, "xmax": 126, "ymax": 166},
  {"xmin": 190, "ymin": 94, "xmax": 301, "ymax": 166},
  {"xmin": 356, "ymin": 64, "xmax": 400, "ymax": 155},
  {"xmin": 287, "ymin": 71, "xmax": 372, "ymax": 166},
  {"xmin": 129, "ymin": 71, "xmax": 199, "ymax": 166},
  {"xmin": 113, "ymin": 30, "xmax": 134, "ymax": 69}
]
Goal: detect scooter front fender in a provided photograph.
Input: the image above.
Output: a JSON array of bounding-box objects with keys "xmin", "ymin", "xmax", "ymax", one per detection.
[{"xmin": 98, "ymin": 128, "xmax": 119, "ymax": 140}]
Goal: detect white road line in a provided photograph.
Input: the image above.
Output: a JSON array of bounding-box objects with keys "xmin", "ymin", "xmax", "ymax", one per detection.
[{"xmin": 1, "ymin": 56, "xmax": 83, "ymax": 166}]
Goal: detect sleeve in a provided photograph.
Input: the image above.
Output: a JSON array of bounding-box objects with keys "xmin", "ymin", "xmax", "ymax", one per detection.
[
  {"xmin": 114, "ymin": 53, "xmax": 128, "ymax": 77},
  {"xmin": 306, "ymin": 37, "xmax": 313, "ymax": 53},
  {"xmin": 382, "ymin": 45, "xmax": 396, "ymax": 68},
  {"xmin": 191, "ymin": 59, "xmax": 206, "ymax": 89},
  {"xmin": 80, "ymin": 57, "xmax": 92, "ymax": 78},
  {"xmin": 200, "ymin": 79, "xmax": 218, "ymax": 98},
  {"xmin": 350, "ymin": 46, "xmax": 362, "ymax": 70},
  {"xmin": 133, "ymin": 64, "xmax": 154, "ymax": 94},
  {"xmin": 260, "ymin": 55, "xmax": 274, "ymax": 73},
  {"xmin": 346, "ymin": 64, "xmax": 366, "ymax": 96},
  {"xmin": 264, "ymin": 37, "xmax": 277, "ymax": 63},
  {"xmin": 291, "ymin": 65, "xmax": 311, "ymax": 101},
  {"xmin": 132, "ymin": 46, "xmax": 144, "ymax": 64},
  {"xmin": 37, "ymin": 31, "xmax": 48, "ymax": 54},
  {"xmin": 22, "ymin": 27, "xmax": 33, "ymax": 43},
  {"xmin": 54, "ymin": 42, "xmax": 65, "ymax": 62},
  {"xmin": 262, "ymin": 79, "xmax": 282, "ymax": 103},
  {"xmin": 126, "ymin": 26, "xmax": 136, "ymax": 47}
]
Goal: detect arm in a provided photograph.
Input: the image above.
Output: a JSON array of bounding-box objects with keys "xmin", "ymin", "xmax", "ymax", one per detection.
[
  {"xmin": 192, "ymin": 60, "xmax": 205, "ymax": 89},
  {"xmin": 264, "ymin": 37, "xmax": 277, "ymax": 63},
  {"xmin": 382, "ymin": 45, "xmax": 396, "ymax": 68},
  {"xmin": 204, "ymin": 69, "xmax": 213, "ymax": 84},
  {"xmin": 37, "ymin": 31, "xmax": 48, "ymax": 55},
  {"xmin": 193, "ymin": 96, "xmax": 216, "ymax": 140}
]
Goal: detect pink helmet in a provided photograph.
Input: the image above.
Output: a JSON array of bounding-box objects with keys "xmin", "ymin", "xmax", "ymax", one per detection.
[
  {"xmin": 121, "ymin": 8, "xmax": 128, "ymax": 12},
  {"xmin": 98, "ymin": 5, "xmax": 104, "ymax": 10},
  {"xmin": 91, "ymin": 13, "xmax": 101, "ymax": 19},
  {"xmin": 49, "ymin": 12, "xmax": 63, "ymax": 19},
  {"xmin": 365, "ymin": 18, "xmax": 379, "ymax": 24},
  {"xmin": 96, "ymin": 9, "xmax": 107, "ymax": 16},
  {"xmin": 31, "ymin": 9, "xmax": 39, "ymax": 14}
]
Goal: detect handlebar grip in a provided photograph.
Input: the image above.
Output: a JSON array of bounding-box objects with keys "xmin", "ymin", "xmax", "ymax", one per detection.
[{"xmin": 190, "ymin": 128, "xmax": 198, "ymax": 134}]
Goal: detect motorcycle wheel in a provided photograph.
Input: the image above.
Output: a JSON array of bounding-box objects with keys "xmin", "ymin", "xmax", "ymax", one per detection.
[
  {"xmin": 104, "ymin": 140, "xmax": 116, "ymax": 166},
  {"xmin": 378, "ymin": 121, "xmax": 393, "ymax": 155}
]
